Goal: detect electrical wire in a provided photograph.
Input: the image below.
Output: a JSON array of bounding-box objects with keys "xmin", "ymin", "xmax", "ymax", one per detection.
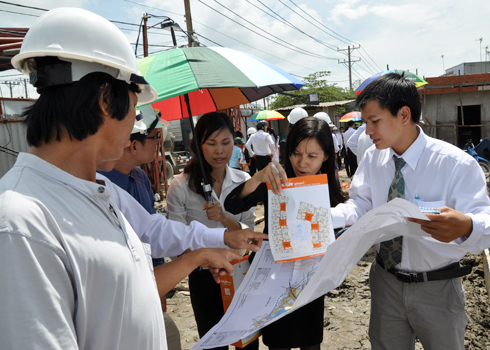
[
  {"xmin": 252, "ymin": 0, "xmax": 338, "ymax": 52},
  {"xmin": 201, "ymin": 0, "xmax": 337, "ymax": 60},
  {"xmin": 0, "ymin": 1, "xmax": 47, "ymax": 12}
]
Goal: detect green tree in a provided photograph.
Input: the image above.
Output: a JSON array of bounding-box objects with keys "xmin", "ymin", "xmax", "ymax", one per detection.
[{"xmin": 269, "ymin": 71, "xmax": 355, "ymax": 110}]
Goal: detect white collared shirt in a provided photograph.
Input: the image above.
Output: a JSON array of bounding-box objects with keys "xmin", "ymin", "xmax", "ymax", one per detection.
[
  {"xmin": 331, "ymin": 127, "xmax": 490, "ymax": 272},
  {"xmin": 166, "ymin": 167, "xmax": 255, "ymax": 232},
  {"xmin": 245, "ymin": 130, "xmax": 275, "ymax": 157},
  {"xmin": 97, "ymin": 173, "xmax": 226, "ymax": 257}
]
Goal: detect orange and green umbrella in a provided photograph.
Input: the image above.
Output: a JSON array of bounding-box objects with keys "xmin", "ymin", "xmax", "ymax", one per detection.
[{"xmin": 137, "ymin": 47, "xmax": 304, "ymax": 120}]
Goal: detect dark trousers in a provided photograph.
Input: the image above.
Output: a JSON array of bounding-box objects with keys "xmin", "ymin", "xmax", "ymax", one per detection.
[
  {"xmin": 345, "ymin": 147, "xmax": 358, "ymax": 177},
  {"xmin": 189, "ymin": 269, "xmax": 259, "ymax": 350},
  {"xmin": 255, "ymin": 155, "xmax": 271, "ymax": 172},
  {"xmin": 336, "ymin": 152, "xmax": 342, "ymax": 169},
  {"xmin": 248, "ymin": 158, "xmax": 256, "ymax": 176}
]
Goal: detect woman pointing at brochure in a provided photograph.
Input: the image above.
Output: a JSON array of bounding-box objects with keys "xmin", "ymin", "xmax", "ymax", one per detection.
[{"xmin": 225, "ymin": 117, "xmax": 346, "ymax": 350}]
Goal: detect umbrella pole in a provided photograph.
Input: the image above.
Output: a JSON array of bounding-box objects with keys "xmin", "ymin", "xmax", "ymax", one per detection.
[{"xmin": 184, "ymin": 93, "xmax": 214, "ymax": 203}]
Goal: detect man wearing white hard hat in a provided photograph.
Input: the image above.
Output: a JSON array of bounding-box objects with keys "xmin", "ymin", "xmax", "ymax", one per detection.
[
  {"xmin": 245, "ymin": 121, "xmax": 275, "ymax": 172},
  {"xmin": 287, "ymin": 107, "xmax": 308, "ymax": 125},
  {"xmin": 98, "ymin": 106, "xmax": 181, "ymax": 349},
  {"xmin": 0, "ymin": 8, "xmax": 248, "ymax": 350},
  {"xmin": 314, "ymin": 112, "xmax": 340, "ymax": 169}
]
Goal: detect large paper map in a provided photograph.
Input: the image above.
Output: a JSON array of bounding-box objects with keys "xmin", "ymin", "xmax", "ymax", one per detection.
[
  {"xmin": 194, "ymin": 198, "xmax": 433, "ymax": 349},
  {"xmin": 268, "ymin": 174, "xmax": 334, "ymax": 262}
]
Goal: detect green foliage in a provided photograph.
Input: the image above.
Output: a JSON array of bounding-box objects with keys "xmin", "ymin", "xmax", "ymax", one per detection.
[{"xmin": 269, "ymin": 71, "xmax": 355, "ymax": 110}]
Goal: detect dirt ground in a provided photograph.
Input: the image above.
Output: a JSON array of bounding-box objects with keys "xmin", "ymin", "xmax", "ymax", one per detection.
[{"xmin": 164, "ymin": 169, "xmax": 490, "ymax": 350}]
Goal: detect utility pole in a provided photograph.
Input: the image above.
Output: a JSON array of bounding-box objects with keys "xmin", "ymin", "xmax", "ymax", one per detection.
[
  {"xmin": 143, "ymin": 13, "xmax": 149, "ymax": 57},
  {"xmin": 337, "ymin": 45, "xmax": 360, "ymax": 91},
  {"xmin": 441, "ymin": 54, "xmax": 445, "ymax": 74},
  {"xmin": 477, "ymin": 37, "xmax": 483, "ymax": 61},
  {"xmin": 22, "ymin": 79, "xmax": 28, "ymax": 98},
  {"xmin": 184, "ymin": 0, "xmax": 196, "ymax": 47}
]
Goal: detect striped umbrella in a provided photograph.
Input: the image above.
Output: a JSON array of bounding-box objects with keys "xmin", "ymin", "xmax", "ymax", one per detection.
[
  {"xmin": 137, "ymin": 47, "xmax": 304, "ymax": 120},
  {"xmin": 339, "ymin": 111, "xmax": 362, "ymax": 123},
  {"xmin": 248, "ymin": 110, "xmax": 285, "ymax": 122},
  {"xmin": 354, "ymin": 69, "xmax": 428, "ymax": 95},
  {"xmin": 137, "ymin": 47, "xmax": 303, "ymax": 201}
]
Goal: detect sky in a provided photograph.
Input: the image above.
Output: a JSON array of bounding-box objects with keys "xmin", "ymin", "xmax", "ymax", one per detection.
[{"xmin": 1, "ymin": 0, "xmax": 489, "ymax": 100}]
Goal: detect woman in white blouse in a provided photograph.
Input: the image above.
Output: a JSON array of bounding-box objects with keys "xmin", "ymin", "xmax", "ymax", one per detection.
[{"xmin": 166, "ymin": 112, "xmax": 257, "ymax": 350}]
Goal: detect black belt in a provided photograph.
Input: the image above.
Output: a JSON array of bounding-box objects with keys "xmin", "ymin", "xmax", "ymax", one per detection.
[{"xmin": 376, "ymin": 254, "xmax": 472, "ymax": 283}]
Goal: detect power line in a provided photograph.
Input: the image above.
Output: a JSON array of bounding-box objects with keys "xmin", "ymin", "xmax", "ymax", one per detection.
[
  {"xmin": 0, "ymin": 1, "xmax": 47, "ymax": 12},
  {"xmin": 192, "ymin": 21, "xmax": 316, "ymax": 72},
  {"xmin": 285, "ymin": 0, "xmax": 353, "ymax": 46},
  {"xmin": 249, "ymin": 0, "xmax": 338, "ymax": 51},
  {"xmin": 0, "ymin": 8, "xmax": 38, "ymax": 17},
  {"xmin": 200, "ymin": 0, "xmax": 337, "ymax": 60}
]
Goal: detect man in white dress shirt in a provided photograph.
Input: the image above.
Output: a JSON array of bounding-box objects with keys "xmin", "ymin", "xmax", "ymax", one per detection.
[
  {"xmin": 331, "ymin": 73, "xmax": 490, "ymax": 349},
  {"xmin": 245, "ymin": 120, "xmax": 275, "ymax": 172}
]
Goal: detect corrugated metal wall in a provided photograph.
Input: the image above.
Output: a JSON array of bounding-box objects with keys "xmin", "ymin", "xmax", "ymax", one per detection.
[
  {"xmin": 0, "ymin": 121, "xmax": 28, "ymax": 178},
  {"xmin": 0, "ymin": 98, "xmax": 34, "ymax": 178}
]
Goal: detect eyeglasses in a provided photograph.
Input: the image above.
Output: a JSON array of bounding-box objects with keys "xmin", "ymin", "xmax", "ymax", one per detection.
[{"xmin": 145, "ymin": 134, "xmax": 162, "ymax": 140}]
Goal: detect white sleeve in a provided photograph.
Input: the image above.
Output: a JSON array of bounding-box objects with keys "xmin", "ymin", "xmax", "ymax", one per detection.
[
  {"xmin": 332, "ymin": 134, "xmax": 339, "ymax": 152},
  {"xmin": 99, "ymin": 174, "xmax": 225, "ymax": 258},
  {"xmin": 245, "ymin": 135, "xmax": 255, "ymax": 157},
  {"xmin": 346, "ymin": 124, "xmax": 366, "ymax": 156}
]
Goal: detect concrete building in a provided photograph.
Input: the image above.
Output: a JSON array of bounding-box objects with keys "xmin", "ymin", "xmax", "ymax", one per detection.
[{"xmin": 420, "ymin": 73, "xmax": 490, "ymax": 147}]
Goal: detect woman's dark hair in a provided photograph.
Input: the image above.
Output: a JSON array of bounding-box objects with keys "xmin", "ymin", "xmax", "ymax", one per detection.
[
  {"xmin": 284, "ymin": 117, "xmax": 346, "ymax": 206},
  {"xmin": 23, "ymin": 71, "xmax": 140, "ymax": 147},
  {"xmin": 268, "ymin": 127, "xmax": 277, "ymax": 142},
  {"xmin": 356, "ymin": 72, "xmax": 422, "ymax": 123},
  {"xmin": 184, "ymin": 112, "xmax": 234, "ymax": 198}
]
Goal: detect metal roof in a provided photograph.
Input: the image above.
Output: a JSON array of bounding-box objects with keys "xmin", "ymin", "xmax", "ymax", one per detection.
[{"xmin": 274, "ymin": 99, "xmax": 354, "ymax": 111}]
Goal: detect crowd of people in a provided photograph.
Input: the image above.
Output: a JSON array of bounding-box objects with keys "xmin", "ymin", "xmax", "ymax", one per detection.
[{"xmin": 1, "ymin": 7, "xmax": 490, "ymax": 350}]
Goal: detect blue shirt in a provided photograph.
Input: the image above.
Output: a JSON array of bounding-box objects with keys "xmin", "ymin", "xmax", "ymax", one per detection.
[
  {"xmin": 99, "ymin": 167, "xmax": 156, "ymax": 214},
  {"xmin": 229, "ymin": 145, "xmax": 242, "ymax": 169}
]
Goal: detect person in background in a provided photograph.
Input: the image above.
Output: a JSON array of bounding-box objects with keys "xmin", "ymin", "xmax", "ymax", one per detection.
[
  {"xmin": 225, "ymin": 117, "xmax": 347, "ymax": 350},
  {"xmin": 166, "ymin": 112, "xmax": 259, "ymax": 350},
  {"xmin": 246, "ymin": 127, "xmax": 257, "ymax": 175},
  {"xmin": 245, "ymin": 120, "xmax": 275, "ymax": 172},
  {"xmin": 268, "ymin": 127, "xmax": 280, "ymax": 163},
  {"xmin": 229, "ymin": 136, "xmax": 244, "ymax": 170},
  {"xmin": 332, "ymin": 73, "xmax": 490, "ymax": 350},
  {"xmin": 333, "ymin": 126, "xmax": 343, "ymax": 169},
  {"xmin": 346, "ymin": 123, "xmax": 374, "ymax": 164},
  {"xmin": 98, "ymin": 105, "xmax": 181, "ymax": 350},
  {"xmin": 343, "ymin": 120, "xmax": 358, "ymax": 177}
]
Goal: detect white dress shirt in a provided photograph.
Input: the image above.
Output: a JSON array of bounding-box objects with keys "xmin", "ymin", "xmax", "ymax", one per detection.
[
  {"xmin": 342, "ymin": 126, "xmax": 357, "ymax": 147},
  {"xmin": 97, "ymin": 173, "xmax": 226, "ymax": 257},
  {"xmin": 335, "ymin": 133, "xmax": 343, "ymax": 150},
  {"xmin": 331, "ymin": 127, "xmax": 490, "ymax": 272},
  {"xmin": 245, "ymin": 130, "xmax": 275, "ymax": 157},
  {"xmin": 167, "ymin": 167, "xmax": 255, "ymax": 232},
  {"xmin": 332, "ymin": 133, "xmax": 340, "ymax": 152}
]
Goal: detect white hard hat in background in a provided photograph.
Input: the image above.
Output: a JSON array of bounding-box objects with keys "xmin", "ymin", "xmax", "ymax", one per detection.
[
  {"xmin": 134, "ymin": 104, "xmax": 169, "ymax": 140},
  {"xmin": 287, "ymin": 107, "xmax": 308, "ymax": 125},
  {"xmin": 247, "ymin": 127, "xmax": 257, "ymax": 136},
  {"xmin": 132, "ymin": 111, "xmax": 148, "ymax": 135},
  {"xmin": 11, "ymin": 8, "xmax": 157, "ymax": 104},
  {"xmin": 314, "ymin": 112, "xmax": 334, "ymax": 126}
]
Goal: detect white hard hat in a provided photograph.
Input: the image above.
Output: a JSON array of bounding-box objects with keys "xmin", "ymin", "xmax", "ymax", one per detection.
[
  {"xmin": 11, "ymin": 8, "xmax": 157, "ymax": 104},
  {"xmin": 314, "ymin": 112, "xmax": 333, "ymax": 126},
  {"xmin": 287, "ymin": 107, "xmax": 308, "ymax": 125},
  {"xmin": 247, "ymin": 127, "xmax": 257, "ymax": 136},
  {"xmin": 132, "ymin": 111, "xmax": 148, "ymax": 135}
]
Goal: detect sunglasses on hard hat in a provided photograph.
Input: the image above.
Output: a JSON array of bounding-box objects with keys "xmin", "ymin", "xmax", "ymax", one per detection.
[{"xmin": 145, "ymin": 133, "xmax": 162, "ymax": 140}]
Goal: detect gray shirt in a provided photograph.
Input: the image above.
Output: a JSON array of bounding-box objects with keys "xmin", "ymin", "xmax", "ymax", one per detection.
[{"xmin": 0, "ymin": 153, "xmax": 166, "ymax": 350}]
